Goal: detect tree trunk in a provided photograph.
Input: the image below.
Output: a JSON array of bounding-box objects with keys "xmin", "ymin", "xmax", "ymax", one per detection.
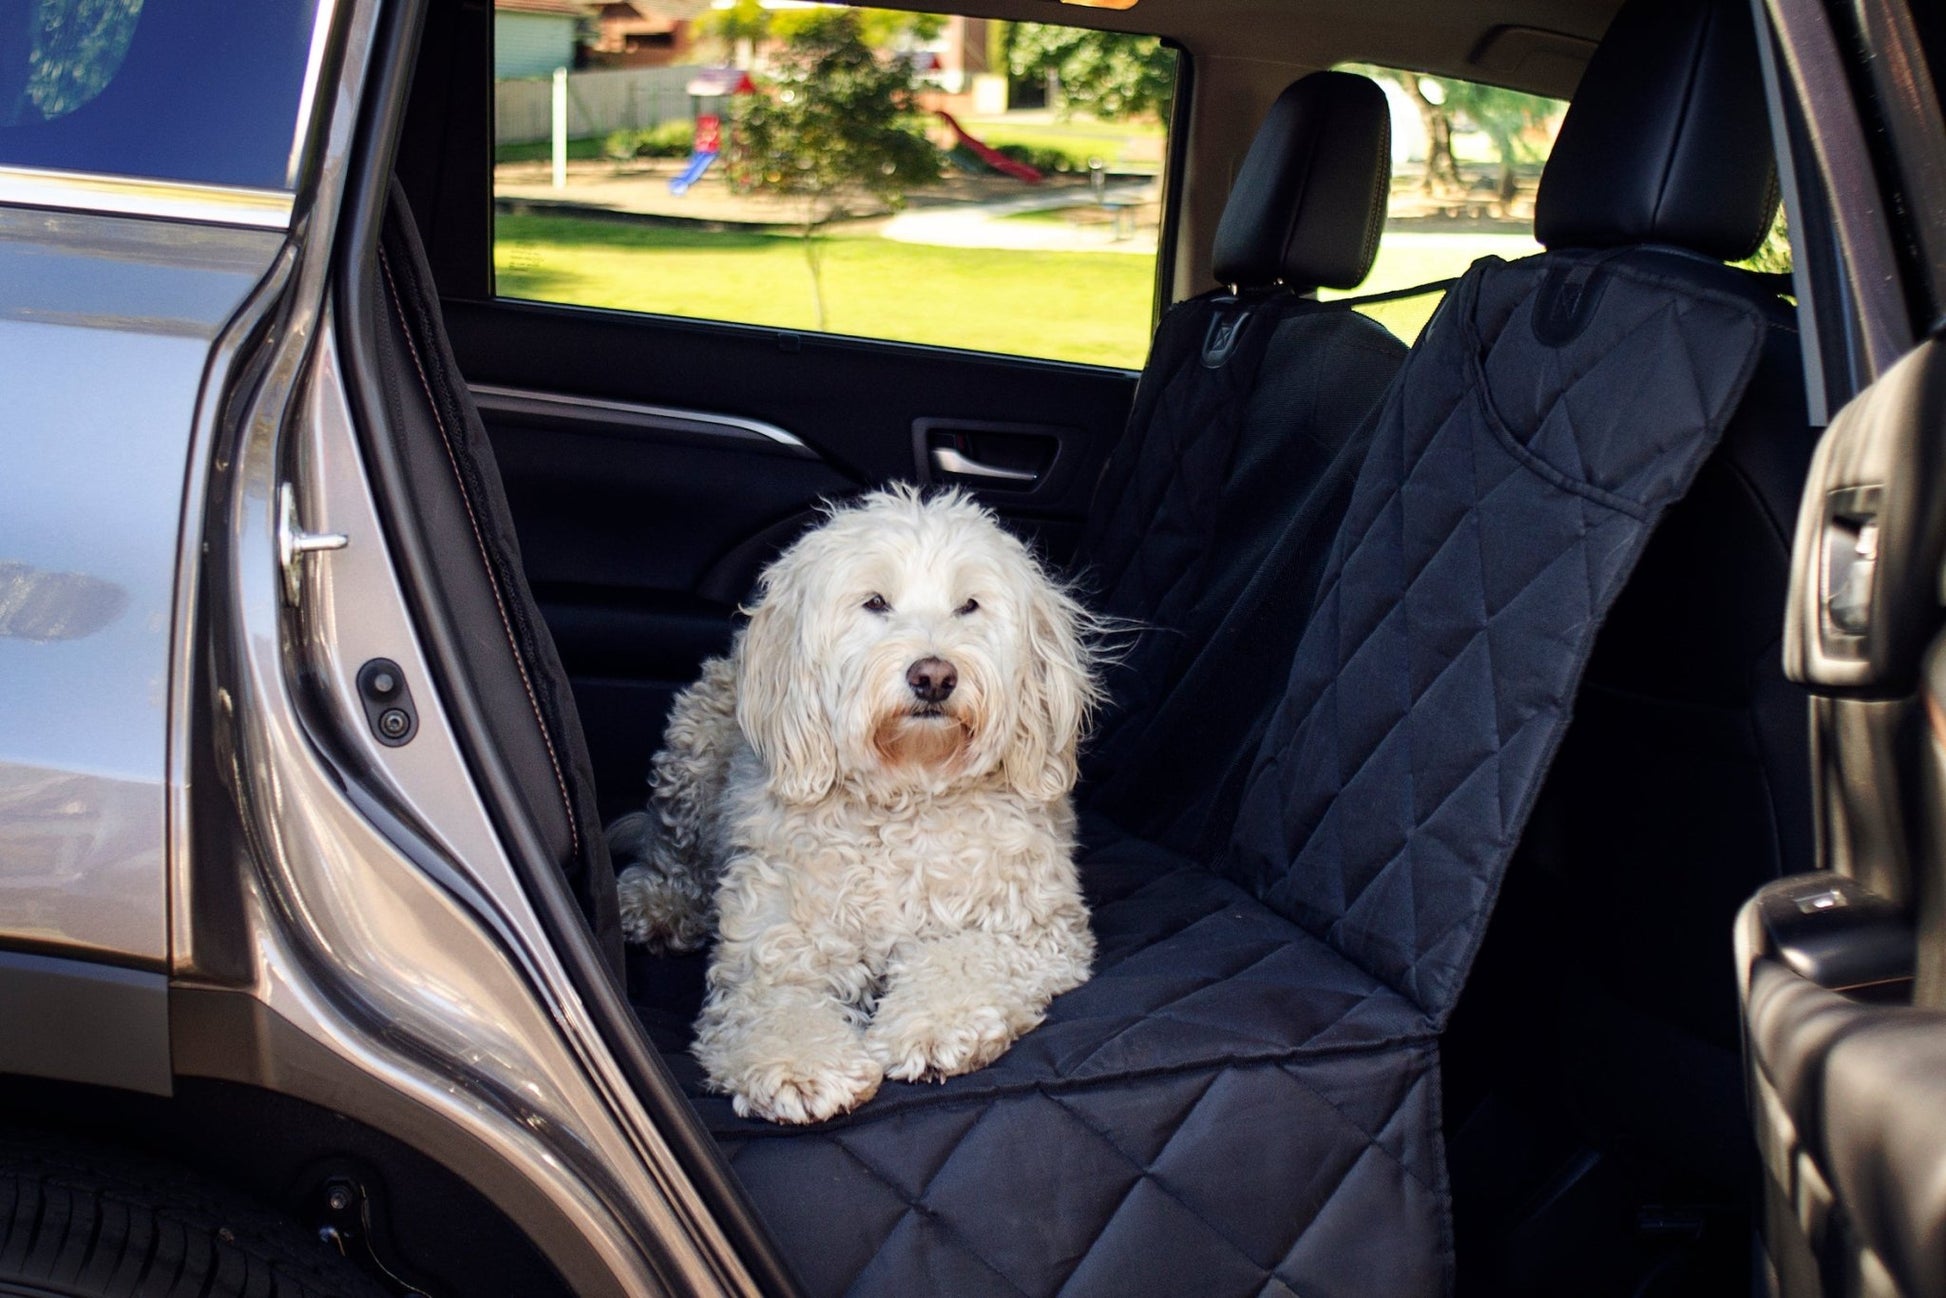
[
  {"xmin": 1401, "ymin": 73, "xmax": 1459, "ymax": 196},
  {"xmin": 801, "ymin": 221, "xmax": 827, "ymax": 331}
]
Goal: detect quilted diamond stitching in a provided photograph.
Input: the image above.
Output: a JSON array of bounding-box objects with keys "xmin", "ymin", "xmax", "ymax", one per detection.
[
  {"xmin": 1049, "ymin": 1051, "xmax": 1441, "ymax": 1295},
  {"xmin": 1224, "ymin": 253, "xmax": 1768, "ymax": 1018},
  {"xmin": 828, "ymin": 1106, "xmax": 1041, "ymax": 1297}
]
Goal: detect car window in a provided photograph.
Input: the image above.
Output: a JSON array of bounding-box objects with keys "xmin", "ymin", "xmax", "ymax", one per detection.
[
  {"xmin": 491, "ymin": 6, "xmax": 1179, "ymax": 369},
  {"xmin": 1329, "ymin": 63, "xmax": 1794, "ymax": 339},
  {"xmin": 0, "ymin": 0, "xmax": 323, "ymax": 190},
  {"xmin": 1322, "ymin": 65, "xmax": 1563, "ymax": 340}
]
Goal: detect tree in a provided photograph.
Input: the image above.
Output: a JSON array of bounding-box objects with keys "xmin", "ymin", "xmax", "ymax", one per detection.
[
  {"xmin": 725, "ymin": 10, "xmax": 939, "ymax": 330},
  {"xmin": 1006, "ymin": 24, "xmax": 1175, "ymax": 124},
  {"xmin": 697, "ymin": 4, "xmax": 942, "ymax": 68},
  {"xmin": 1379, "ymin": 70, "xmax": 1556, "ymax": 208},
  {"xmin": 1441, "ymin": 80, "xmax": 1554, "ymax": 207},
  {"xmin": 12, "ymin": 0, "xmax": 143, "ymax": 122}
]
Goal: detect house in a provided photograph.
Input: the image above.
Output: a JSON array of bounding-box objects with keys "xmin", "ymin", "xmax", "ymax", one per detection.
[
  {"xmin": 588, "ymin": 1, "xmax": 704, "ymax": 68},
  {"xmin": 493, "ymin": 0, "xmax": 592, "ymax": 79}
]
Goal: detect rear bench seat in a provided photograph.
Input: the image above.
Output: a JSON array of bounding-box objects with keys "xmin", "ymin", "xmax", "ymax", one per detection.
[{"xmin": 630, "ymin": 0, "xmax": 1810, "ymax": 1289}]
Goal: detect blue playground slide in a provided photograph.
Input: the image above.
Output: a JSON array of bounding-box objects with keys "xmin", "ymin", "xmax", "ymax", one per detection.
[{"xmin": 669, "ymin": 149, "xmax": 718, "ymax": 196}]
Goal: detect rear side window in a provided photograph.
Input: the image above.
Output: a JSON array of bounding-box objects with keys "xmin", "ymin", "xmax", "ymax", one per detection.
[
  {"xmin": 1327, "ymin": 66, "xmax": 1565, "ymax": 340},
  {"xmin": 0, "ymin": 0, "xmax": 322, "ymax": 190},
  {"xmin": 1328, "ymin": 65, "xmax": 1791, "ymax": 337},
  {"xmin": 492, "ymin": 7, "xmax": 1179, "ymax": 368}
]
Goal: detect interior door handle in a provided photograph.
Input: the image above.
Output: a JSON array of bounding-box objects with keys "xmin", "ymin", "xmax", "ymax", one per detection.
[
  {"xmin": 929, "ymin": 446, "xmax": 1040, "ymax": 484},
  {"xmin": 1824, "ymin": 513, "xmax": 1879, "ymax": 636}
]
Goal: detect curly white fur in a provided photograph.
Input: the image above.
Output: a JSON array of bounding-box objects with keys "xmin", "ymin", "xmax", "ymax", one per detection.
[{"xmin": 608, "ymin": 487, "xmax": 1102, "ymax": 1124}]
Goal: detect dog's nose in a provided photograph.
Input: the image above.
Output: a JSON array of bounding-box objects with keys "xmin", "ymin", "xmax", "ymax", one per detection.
[{"xmin": 906, "ymin": 657, "xmax": 958, "ymax": 704}]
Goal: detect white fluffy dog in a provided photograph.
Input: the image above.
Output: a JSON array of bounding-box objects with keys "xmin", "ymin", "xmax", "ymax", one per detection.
[{"xmin": 608, "ymin": 487, "xmax": 1102, "ymax": 1125}]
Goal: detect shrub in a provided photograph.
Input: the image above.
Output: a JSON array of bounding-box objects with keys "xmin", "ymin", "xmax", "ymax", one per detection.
[
  {"xmin": 991, "ymin": 142, "xmax": 1078, "ymax": 175},
  {"xmin": 604, "ymin": 120, "xmax": 697, "ymax": 161}
]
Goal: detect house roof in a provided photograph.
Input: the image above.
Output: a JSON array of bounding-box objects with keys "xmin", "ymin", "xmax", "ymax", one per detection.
[{"xmin": 495, "ymin": 0, "xmax": 592, "ymax": 17}]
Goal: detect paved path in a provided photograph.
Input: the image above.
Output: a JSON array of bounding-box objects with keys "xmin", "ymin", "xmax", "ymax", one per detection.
[
  {"xmin": 496, "ymin": 162, "xmax": 1163, "ymax": 254},
  {"xmin": 877, "ymin": 183, "xmax": 1159, "ymax": 254},
  {"xmin": 495, "ymin": 162, "xmax": 1544, "ymax": 271}
]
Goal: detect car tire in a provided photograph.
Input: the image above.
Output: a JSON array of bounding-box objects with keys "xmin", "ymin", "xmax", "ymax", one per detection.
[{"xmin": 0, "ymin": 1126, "xmax": 389, "ymax": 1298}]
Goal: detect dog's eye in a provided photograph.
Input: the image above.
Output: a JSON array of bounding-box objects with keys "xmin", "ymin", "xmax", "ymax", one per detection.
[
  {"xmin": 863, "ymin": 594, "xmax": 891, "ymax": 614},
  {"xmin": 955, "ymin": 598, "xmax": 979, "ymax": 616}
]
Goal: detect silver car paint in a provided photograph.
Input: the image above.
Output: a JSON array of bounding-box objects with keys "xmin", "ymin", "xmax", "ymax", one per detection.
[
  {"xmin": 0, "ymin": 0, "xmax": 767, "ymax": 1289},
  {"xmin": 0, "ymin": 208, "xmax": 283, "ymax": 967}
]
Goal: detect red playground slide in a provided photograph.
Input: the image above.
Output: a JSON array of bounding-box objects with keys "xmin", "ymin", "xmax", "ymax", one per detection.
[{"xmin": 933, "ymin": 110, "xmax": 1043, "ymax": 184}]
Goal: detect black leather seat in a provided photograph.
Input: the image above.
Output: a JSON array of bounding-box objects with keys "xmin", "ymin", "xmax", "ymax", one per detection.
[{"xmin": 1075, "ymin": 70, "xmax": 1407, "ymax": 855}]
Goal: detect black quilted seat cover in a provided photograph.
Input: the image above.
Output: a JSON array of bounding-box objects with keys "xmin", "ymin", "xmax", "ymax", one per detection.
[
  {"xmin": 1224, "ymin": 249, "xmax": 1767, "ymax": 1021},
  {"xmin": 642, "ymin": 830, "xmax": 1446, "ymax": 1297},
  {"xmin": 1075, "ymin": 293, "xmax": 1403, "ymax": 851},
  {"xmin": 637, "ymin": 247, "xmax": 1769, "ymax": 1296}
]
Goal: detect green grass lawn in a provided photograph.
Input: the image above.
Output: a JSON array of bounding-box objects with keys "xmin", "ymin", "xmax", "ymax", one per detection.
[
  {"xmin": 495, "ymin": 212, "xmax": 1159, "ymax": 367},
  {"xmin": 493, "ymin": 212, "xmax": 1539, "ymax": 368},
  {"xmin": 960, "ymin": 119, "xmax": 1165, "ymax": 172}
]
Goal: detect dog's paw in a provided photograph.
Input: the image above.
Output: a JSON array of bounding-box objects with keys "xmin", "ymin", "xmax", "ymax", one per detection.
[
  {"xmin": 721, "ymin": 1047, "xmax": 883, "ymax": 1125},
  {"xmin": 867, "ymin": 1003, "xmax": 1021, "ymax": 1083},
  {"xmin": 615, "ymin": 864, "xmax": 710, "ymax": 953}
]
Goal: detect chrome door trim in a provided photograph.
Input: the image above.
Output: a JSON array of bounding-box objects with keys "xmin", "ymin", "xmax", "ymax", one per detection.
[
  {"xmin": 471, "ymin": 383, "xmax": 815, "ymax": 456},
  {"xmin": 0, "ymin": 166, "xmax": 294, "ymax": 230}
]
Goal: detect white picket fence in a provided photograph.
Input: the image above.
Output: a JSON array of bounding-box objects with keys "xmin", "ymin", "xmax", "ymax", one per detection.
[{"xmin": 495, "ymin": 66, "xmax": 701, "ymax": 144}]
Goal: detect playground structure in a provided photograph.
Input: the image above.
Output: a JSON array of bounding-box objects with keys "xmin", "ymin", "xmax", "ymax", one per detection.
[
  {"xmin": 660, "ymin": 94, "xmax": 1047, "ymax": 197},
  {"xmin": 669, "ymin": 68, "xmax": 752, "ymax": 196},
  {"xmin": 934, "ymin": 109, "xmax": 1043, "ymax": 184}
]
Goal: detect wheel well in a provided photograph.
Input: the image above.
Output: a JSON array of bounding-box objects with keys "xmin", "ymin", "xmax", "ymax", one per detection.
[{"xmin": 0, "ymin": 1073, "xmax": 571, "ymax": 1298}]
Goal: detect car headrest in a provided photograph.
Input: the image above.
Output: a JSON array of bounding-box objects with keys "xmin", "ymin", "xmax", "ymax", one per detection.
[
  {"xmin": 1211, "ymin": 71, "xmax": 1391, "ymax": 292},
  {"xmin": 1536, "ymin": 0, "xmax": 1778, "ymax": 261}
]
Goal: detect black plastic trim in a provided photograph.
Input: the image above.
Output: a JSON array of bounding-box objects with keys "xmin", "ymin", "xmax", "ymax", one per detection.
[
  {"xmin": 0, "ymin": 950, "xmax": 170, "ymax": 1097},
  {"xmin": 1154, "ymin": 35, "xmax": 1192, "ymax": 327}
]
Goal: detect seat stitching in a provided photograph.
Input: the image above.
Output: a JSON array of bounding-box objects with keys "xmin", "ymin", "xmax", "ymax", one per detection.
[
  {"xmin": 824, "ymin": 1121, "xmax": 1037, "ymax": 1298},
  {"xmin": 377, "ymin": 243, "xmax": 581, "ymax": 858},
  {"xmin": 1051, "ymin": 1071, "xmax": 1228, "ymax": 1295}
]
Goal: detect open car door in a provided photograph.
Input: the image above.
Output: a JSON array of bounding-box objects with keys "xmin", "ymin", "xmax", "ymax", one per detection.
[{"xmin": 1738, "ymin": 0, "xmax": 1946, "ymax": 1293}]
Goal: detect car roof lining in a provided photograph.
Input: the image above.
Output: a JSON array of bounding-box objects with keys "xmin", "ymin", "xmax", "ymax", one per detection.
[{"xmin": 858, "ymin": 0, "xmax": 1618, "ymax": 101}]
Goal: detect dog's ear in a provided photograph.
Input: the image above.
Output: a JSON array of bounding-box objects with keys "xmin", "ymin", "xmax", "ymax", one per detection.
[
  {"xmin": 735, "ymin": 588, "xmax": 839, "ymax": 804},
  {"xmin": 1002, "ymin": 574, "xmax": 1099, "ymax": 803}
]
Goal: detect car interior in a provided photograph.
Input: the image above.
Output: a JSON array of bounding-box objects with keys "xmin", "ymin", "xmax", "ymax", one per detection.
[{"xmin": 341, "ymin": 0, "xmax": 1836, "ymax": 1290}]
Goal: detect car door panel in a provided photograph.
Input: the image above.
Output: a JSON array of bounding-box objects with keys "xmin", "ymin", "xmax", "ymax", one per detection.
[
  {"xmin": 442, "ymin": 299, "xmax": 1137, "ymax": 813},
  {"xmin": 1744, "ymin": 332, "xmax": 1946, "ymax": 1297},
  {"xmin": 446, "ymin": 298, "xmax": 1135, "ymax": 516}
]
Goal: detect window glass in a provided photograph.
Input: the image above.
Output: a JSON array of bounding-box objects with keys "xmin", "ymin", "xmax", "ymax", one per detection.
[
  {"xmin": 0, "ymin": 0, "xmax": 322, "ymax": 190},
  {"xmin": 493, "ymin": 6, "xmax": 1178, "ymax": 368},
  {"xmin": 1326, "ymin": 66, "xmax": 1565, "ymax": 341},
  {"xmin": 1329, "ymin": 65, "xmax": 1793, "ymax": 336}
]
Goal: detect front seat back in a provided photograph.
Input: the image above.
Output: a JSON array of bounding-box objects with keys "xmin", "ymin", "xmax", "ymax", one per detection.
[{"xmin": 1076, "ymin": 71, "xmax": 1407, "ymax": 853}]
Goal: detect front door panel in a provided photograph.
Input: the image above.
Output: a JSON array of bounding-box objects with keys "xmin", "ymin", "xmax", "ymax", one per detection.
[{"xmin": 1742, "ymin": 335, "xmax": 1946, "ymax": 1298}]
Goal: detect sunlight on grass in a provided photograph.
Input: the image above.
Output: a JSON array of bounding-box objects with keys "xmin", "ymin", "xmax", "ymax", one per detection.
[{"xmin": 494, "ymin": 212, "xmax": 1158, "ymax": 368}]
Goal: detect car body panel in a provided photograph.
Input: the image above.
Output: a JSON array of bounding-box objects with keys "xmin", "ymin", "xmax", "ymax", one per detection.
[{"xmin": 0, "ymin": 207, "xmax": 282, "ymax": 968}]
